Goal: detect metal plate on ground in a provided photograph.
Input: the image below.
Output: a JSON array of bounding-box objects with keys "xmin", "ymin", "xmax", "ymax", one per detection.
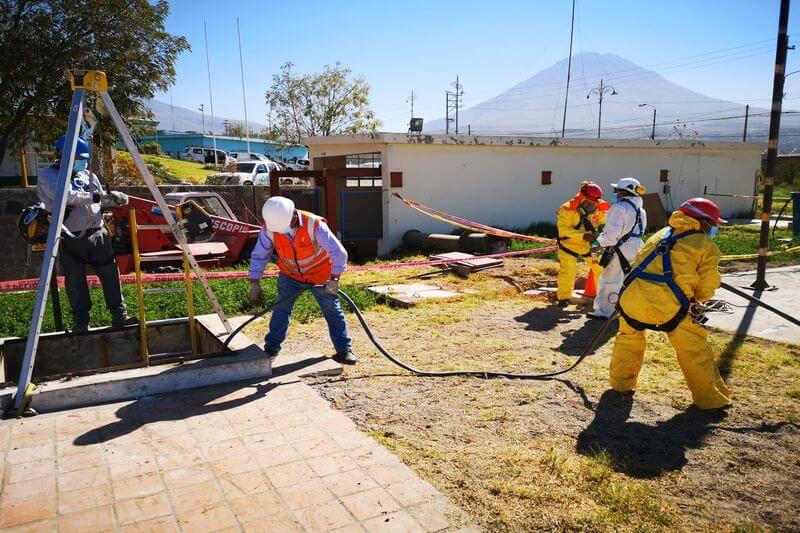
[
  {"xmin": 429, "ymin": 252, "xmax": 504, "ymax": 273},
  {"xmin": 368, "ymin": 283, "xmax": 460, "ymax": 306}
]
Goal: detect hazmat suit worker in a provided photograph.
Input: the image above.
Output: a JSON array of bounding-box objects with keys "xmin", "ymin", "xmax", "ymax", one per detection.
[
  {"xmin": 555, "ymin": 181, "xmax": 611, "ymax": 306},
  {"xmin": 248, "ymin": 196, "xmax": 356, "ymax": 365},
  {"xmin": 610, "ymin": 197, "xmax": 731, "ymax": 410},
  {"xmin": 37, "ymin": 135, "xmax": 134, "ymax": 333},
  {"xmin": 589, "ymin": 177, "xmax": 648, "ymax": 320}
]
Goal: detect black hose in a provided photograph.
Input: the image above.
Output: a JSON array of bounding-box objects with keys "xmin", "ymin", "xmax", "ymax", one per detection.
[
  {"xmin": 224, "ymin": 289, "xmax": 613, "ymax": 380},
  {"xmin": 771, "ymin": 197, "xmax": 792, "ymax": 237},
  {"xmin": 719, "ymin": 281, "xmax": 800, "ymax": 327}
]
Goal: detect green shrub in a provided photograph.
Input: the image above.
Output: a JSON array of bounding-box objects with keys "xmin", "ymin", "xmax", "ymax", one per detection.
[{"xmin": 139, "ymin": 141, "xmax": 162, "ymax": 155}]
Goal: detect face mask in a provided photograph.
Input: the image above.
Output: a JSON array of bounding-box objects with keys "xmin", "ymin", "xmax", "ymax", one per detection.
[
  {"xmin": 579, "ymin": 201, "xmax": 597, "ymax": 215},
  {"xmin": 72, "ymin": 159, "xmax": 88, "ymax": 173},
  {"xmin": 707, "ymin": 226, "xmax": 719, "ymax": 240},
  {"xmin": 610, "ymin": 192, "xmax": 618, "ymax": 204}
]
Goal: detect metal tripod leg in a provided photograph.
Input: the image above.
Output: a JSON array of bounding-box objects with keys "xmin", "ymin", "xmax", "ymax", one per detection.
[
  {"xmin": 10, "ymin": 90, "xmax": 85, "ymax": 414},
  {"xmin": 99, "ymin": 92, "xmax": 232, "ymax": 333}
]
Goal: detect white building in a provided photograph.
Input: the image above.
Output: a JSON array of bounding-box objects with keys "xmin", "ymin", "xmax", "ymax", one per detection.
[{"xmin": 303, "ymin": 133, "xmax": 765, "ymax": 256}]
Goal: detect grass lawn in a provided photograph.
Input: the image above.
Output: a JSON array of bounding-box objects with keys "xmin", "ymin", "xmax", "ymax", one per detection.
[
  {"xmin": 117, "ymin": 151, "xmax": 216, "ymax": 184},
  {"xmin": 0, "ymin": 277, "xmax": 378, "ymax": 339}
]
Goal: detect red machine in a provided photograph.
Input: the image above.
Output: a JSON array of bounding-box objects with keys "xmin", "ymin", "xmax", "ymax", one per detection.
[{"xmin": 106, "ymin": 192, "xmax": 261, "ymax": 274}]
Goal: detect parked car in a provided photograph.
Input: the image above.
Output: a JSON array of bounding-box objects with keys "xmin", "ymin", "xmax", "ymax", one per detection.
[
  {"xmin": 230, "ymin": 151, "xmax": 269, "ymax": 162},
  {"xmin": 284, "ymin": 157, "xmax": 310, "ymax": 171},
  {"xmin": 205, "ymin": 161, "xmax": 280, "ymax": 186},
  {"xmin": 183, "ymin": 146, "xmax": 234, "ymax": 166}
]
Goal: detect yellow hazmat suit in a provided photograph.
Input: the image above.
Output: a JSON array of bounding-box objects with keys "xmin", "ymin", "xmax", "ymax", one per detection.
[
  {"xmin": 556, "ymin": 195, "xmax": 609, "ymax": 301},
  {"xmin": 610, "ymin": 211, "xmax": 730, "ymax": 409}
]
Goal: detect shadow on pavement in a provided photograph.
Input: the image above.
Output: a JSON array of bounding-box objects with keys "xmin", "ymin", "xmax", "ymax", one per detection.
[{"xmin": 73, "ymin": 377, "xmax": 281, "ymax": 446}]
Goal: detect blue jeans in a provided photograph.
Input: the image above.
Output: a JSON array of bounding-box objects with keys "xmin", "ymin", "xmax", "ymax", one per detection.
[{"xmin": 265, "ymin": 273, "xmax": 352, "ymax": 353}]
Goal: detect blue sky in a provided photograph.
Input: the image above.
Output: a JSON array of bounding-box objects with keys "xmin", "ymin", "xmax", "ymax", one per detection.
[{"xmin": 157, "ymin": 0, "xmax": 800, "ymax": 132}]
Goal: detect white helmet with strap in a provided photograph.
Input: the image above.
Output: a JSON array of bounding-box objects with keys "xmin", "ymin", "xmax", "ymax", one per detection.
[
  {"xmin": 610, "ymin": 177, "xmax": 646, "ymax": 196},
  {"xmin": 261, "ymin": 196, "xmax": 295, "ymax": 233}
]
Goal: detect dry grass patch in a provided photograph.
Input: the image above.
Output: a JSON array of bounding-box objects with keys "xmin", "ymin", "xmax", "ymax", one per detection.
[{"xmin": 243, "ymin": 256, "xmax": 799, "ymax": 531}]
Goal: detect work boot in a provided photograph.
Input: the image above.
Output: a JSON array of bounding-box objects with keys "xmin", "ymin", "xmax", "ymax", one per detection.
[
  {"xmin": 71, "ymin": 323, "xmax": 89, "ymax": 334},
  {"xmin": 112, "ymin": 316, "xmax": 139, "ymax": 329},
  {"xmin": 264, "ymin": 346, "xmax": 280, "ymax": 359},
  {"xmin": 333, "ymin": 350, "xmax": 357, "ymax": 365},
  {"xmin": 556, "ymin": 299, "xmax": 569, "ymax": 308}
]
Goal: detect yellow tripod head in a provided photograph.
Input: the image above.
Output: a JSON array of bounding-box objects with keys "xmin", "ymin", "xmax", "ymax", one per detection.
[{"xmin": 67, "ymin": 70, "xmax": 108, "ymax": 93}]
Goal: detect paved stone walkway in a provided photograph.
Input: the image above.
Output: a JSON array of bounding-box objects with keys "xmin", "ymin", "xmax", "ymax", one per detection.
[
  {"xmin": 709, "ymin": 266, "xmax": 800, "ymax": 345},
  {"xmin": 0, "ymin": 355, "xmax": 473, "ymax": 532}
]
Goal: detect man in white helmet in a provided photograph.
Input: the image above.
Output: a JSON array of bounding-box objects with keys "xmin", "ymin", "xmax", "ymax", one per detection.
[
  {"xmin": 248, "ymin": 196, "xmax": 356, "ymax": 364},
  {"xmin": 589, "ymin": 177, "xmax": 648, "ymax": 320}
]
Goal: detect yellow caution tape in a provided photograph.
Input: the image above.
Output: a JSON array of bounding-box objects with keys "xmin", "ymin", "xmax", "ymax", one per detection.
[{"xmin": 720, "ymin": 245, "xmax": 800, "ymax": 261}]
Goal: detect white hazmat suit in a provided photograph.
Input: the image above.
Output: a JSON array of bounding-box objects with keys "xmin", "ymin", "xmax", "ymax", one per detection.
[{"xmin": 592, "ymin": 195, "xmax": 647, "ymax": 318}]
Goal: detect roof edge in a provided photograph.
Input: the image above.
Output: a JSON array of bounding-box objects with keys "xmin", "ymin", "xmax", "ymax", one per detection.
[{"xmin": 303, "ymin": 132, "xmax": 766, "ymax": 151}]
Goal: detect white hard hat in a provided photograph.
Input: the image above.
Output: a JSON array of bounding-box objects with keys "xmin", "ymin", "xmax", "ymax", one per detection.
[
  {"xmin": 261, "ymin": 196, "xmax": 295, "ymax": 233},
  {"xmin": 610, "ymin": 177, "xmax": 644, "ymax": 196}
]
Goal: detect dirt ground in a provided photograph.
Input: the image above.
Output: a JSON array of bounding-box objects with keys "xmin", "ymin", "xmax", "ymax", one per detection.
[{"xmin": 246, "ymin": 257, "xmax": 800, "ymax": 532}]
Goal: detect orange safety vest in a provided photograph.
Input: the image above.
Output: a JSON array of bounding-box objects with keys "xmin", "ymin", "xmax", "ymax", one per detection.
[{"xmin": 272, "ymin": 210, "xmax": 331, "ymax": 284}]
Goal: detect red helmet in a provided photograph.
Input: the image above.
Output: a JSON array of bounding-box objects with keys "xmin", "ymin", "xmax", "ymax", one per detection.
[
  {"xmin": 679, "ymin": 197, "xmax": 727, "ymax": 224},
  {"xmin": 580, "ymin": 181, "xmax": 603, "ymax": 202}
]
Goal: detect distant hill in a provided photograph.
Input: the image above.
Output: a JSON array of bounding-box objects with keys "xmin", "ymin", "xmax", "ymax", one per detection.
[
  {"xmin": 146, "ymin": 99, "xmax": 266, "ymax": 134},
  {"xmin": 425, "ymin": 52, "xmax": 800, "ymax": 148}
]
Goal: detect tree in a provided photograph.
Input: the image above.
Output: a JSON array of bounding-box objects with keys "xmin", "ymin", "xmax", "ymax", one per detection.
[
  {"xmin": 0, "ymin": 0, "xmax": 188, "ymax": 167},
  {"xmin": 222, "ymin": 122, "xmax": 248, "ymax": 138},
  {"xmin": 264, "ymin": 62, "xmax": 381, "ymax": 144}
]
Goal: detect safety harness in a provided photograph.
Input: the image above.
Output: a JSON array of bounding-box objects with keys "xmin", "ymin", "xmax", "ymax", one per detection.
[
  {"xmin": 616, "ymin": 227, "xmax": 703, "ymax": 332},
  {"xmin": 599, "ymin": 198, "xmax": 644, "ymax": 273},
  {"xmin": 557, "ymin": 208, "xmax": 598, "ymax": 258}
]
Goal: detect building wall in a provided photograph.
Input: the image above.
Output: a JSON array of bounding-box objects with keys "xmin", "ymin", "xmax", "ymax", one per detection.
[
  {"xmin": 138, "ymin": 134, "xmax": 308, "ymax": 161},
  {"xmin": 379, "ymin": 142, "xmax": 761, "ymax": 254}
]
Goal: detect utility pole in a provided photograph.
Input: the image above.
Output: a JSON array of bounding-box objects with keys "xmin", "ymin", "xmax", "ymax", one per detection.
[
  {"xmin": 445, "ymin": 76, "xmax": 464, "ymax": 134},
  {"xmin": 198, "ymin": 104, "xmax": 205, "ymax": 146},
  {"xmin": 169, "ymin": 92, "xmax": 176, "ymax": 131},
  {"xmin": 743, "ymin": 104, "xmax": 750, "ymax": 142},
  {"xmin": 639, "ymin": 103, "xmax": 657, "ymax": 140},
  {"xmin": 203, "ymin": 21, "xmax": 219, "ymax": 166},
  {"xmin": 586, "ymin": 78, "xmax": 618, "ymax": 139},
  {"xmin": 561, "ymin": 0, "xmax": 576, "ymax": 138},
  {"xmin": 236, "ymin": 17, "xmax": 252, "ymax": 154},
  {"xmin": 406, "ymin": 90, "xmax": 416, "ymax": 130},
  {"xmin": 753, "ymin": 0, "xmax": 790, "ymax": 290}
]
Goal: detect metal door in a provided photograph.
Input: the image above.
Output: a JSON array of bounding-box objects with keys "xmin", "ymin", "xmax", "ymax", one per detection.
[{"xmin": 339, "ymin": 189, "xmax": 383, "ymax": 240}]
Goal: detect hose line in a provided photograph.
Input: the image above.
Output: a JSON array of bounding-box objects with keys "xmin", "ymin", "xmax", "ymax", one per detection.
[{"xmin": 224, "ymin": 289, "xmax": 615, "ymax": 381}]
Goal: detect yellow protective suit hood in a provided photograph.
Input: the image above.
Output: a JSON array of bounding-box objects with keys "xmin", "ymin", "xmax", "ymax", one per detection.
[{"xmin": 617, "ymin": 211, "xmax": 721, "ymax": 329}]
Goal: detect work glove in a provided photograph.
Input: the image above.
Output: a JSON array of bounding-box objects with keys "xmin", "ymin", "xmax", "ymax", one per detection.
[
  {"xmin": 249, "ymin": 282, "xmax": 264, "ymax": 307},
  {"xmin": 100, "ymin": 191, "xmax": 129, "ymax": 207},
  {"xmin": 324, "ymin": 277, "xmax": 340, "ymax": 295},
  {"xmin": 582, "ymin": 233, "xmax": 594, "ymax": 242}
]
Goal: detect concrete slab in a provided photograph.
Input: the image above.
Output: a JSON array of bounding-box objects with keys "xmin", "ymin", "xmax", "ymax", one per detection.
[
  {"xmin": 522, "ymin": 287, "xmax": 593, "ymax": 304},
  {"xmin": 708, "ymin": 266, "xmax": 800, "ymax": 345},
  {"xmin": 0, "ymin": 314, "xmax": 273, "ymax": 413},
  {"xmin": 368, "ymin": 283, "xmax": 460, "ymax": 306}
]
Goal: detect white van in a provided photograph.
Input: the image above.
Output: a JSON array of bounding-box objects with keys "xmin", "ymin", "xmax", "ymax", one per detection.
[
  {"xmin": 183, "ymin": 146, "xmax": 233, "ymax": 165},
  {"xmin": 230, "ymin": 151, "xmax": 269, "ymax": 162}
]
